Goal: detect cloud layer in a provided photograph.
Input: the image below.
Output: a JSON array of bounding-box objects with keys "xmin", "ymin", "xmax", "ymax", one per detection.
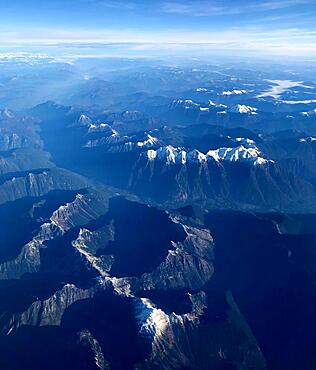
[{"xmin": 0, "ymin": 0, "xmax": 315, "ymax": 58}]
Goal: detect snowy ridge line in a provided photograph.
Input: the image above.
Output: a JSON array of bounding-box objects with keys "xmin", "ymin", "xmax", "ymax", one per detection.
[{"xmin": 145, "ymin": 142, "xmax": 271, "ymax": 166}]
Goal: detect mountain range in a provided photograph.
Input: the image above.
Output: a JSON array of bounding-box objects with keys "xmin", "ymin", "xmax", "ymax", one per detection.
[{"xmin": 0, "ymin": 57, "xmax": 316, "ymax": 370}]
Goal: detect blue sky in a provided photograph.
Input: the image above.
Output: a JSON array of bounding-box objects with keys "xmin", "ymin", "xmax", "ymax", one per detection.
[{"xmin": 0, "ymin": 0, "xmax": 316, "ymax": 57}]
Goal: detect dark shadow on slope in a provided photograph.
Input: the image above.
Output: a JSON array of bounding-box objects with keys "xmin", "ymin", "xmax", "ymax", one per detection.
[
  {"xmin": 0, "ymin": 326, "xmax": 98, "ymax": 370},
  {"xmin": 0, "ymin": 190, "xmax": 78, "ymax": 264},
  {"xmin": 104, "ymin": 196, "xmax": 186, "ymax": 277},
  {"xmin": 204, "ymin": 211, "xmax": 316, "ymax": 370},
  {"xmin": 61, "ymin": 290, "xmax": 151, "ymax": 370}
]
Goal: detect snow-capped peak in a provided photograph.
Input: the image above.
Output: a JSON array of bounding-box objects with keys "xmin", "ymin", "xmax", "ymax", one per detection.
[
  {"xmin": 146, "ymin": 144, "xmax": 270, "ymax": 166},
  {"xmin": 137, "ymin": 134, "xmax": 159, "ymax": 148},
  {"xmin": 88, "ymin": 123, "xmax": 113, "ymax": 134},
  {"xmin": 300, "ymin": 109, "xmax": 316, "ymax": 117},
  {"xmin": 0, "ymin": 108, "xmax": 15, "ymax": 120},
  {"xmin": 147, "ymin": 146, "xmax": 205, "ymax": 164},
  {"xmin": 196, "ymin": 88, "xmax": 208, "ymax": 92},
  {"xmin": 234, "ymin": 137, "xmax": 256, "ymax": 146},
  {"xmin": 208, "ymin": 100, "xmax": 227, "ymax": 109},
  {"xmin": 172, "ymin": 99, "xmax": 227, "ymax": 112},
  {"xmin": 77, "ymin": 114, "xmax": 92, "ymax": 125},
  {"xmin": 147, "ymin": 149, "xmax": 157, "ymax": 160},
  {"xmin": 299, "ymin": 137, "xmax": 316, "ymax": 143},
  {"xmin": 171, "ymin": 99, "xmax": 199, "ymax": 109},
  {"xmin": 207, "ymin": 145, "xmax": 267, "ymax": 165},
  {"xmin": 187, "ymin": 149, "xmax": 207, "ymax": 162},
  {"xmin": 156, "ymin": 146, "xmax": 178, "ymax": 164},
  {"xmin": 222, "ymin": 89, "xmax": 247, "ymax": 96},
  {"xmin": 230, "ymin": 104, "xmax": 258, "ymax": 115}
]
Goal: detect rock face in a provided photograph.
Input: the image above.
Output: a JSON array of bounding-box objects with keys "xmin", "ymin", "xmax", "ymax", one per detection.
[
  {"xmin": 0, "ymin": 188, "xmax": 108, "ymax": 279},
  {"xmin": 3, "ymin": 284, "xmax": 96, "ymax": 333},
  {"xmin": 0, "ymin": 110, "xmax": 41, "ymax": 150},
  {"xmin": 0, "ymin": 148, "xmax": 53, "ymax": 175},
  {"xmin": 137, "ymin": 291, "xmax": 266, "ymax": 370},
  {"xmin": 77, "ymin": 330, "xmax": 110, "ymax": 370},
  {"xmin": 140, "ymin": 223, "xmax": 214, "ymax": 291},
  {"xmin": 0, "ymin": 167, "xmax": 91, "ymax": 205}
]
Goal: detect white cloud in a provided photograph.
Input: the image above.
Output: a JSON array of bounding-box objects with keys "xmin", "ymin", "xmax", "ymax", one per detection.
[
  {"xmin": 0, "ymin": 25, "xmax": 316, "ymax": 57},
  {"xmin": 162, "ymin": 1, "xmax": 225, "ymax": 16},
  {"xmin": 161, "ymin": 0, "xmax": 313, "ymax": 16},
  {"xmin": 258, "ymin": 0, "xmax": 311, "ymax": 10}
]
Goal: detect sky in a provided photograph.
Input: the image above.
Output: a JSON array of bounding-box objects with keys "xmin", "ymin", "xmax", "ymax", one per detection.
[{"xmin": 0, "ymin": 0, "xmax": 316, "ymax": 58}]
